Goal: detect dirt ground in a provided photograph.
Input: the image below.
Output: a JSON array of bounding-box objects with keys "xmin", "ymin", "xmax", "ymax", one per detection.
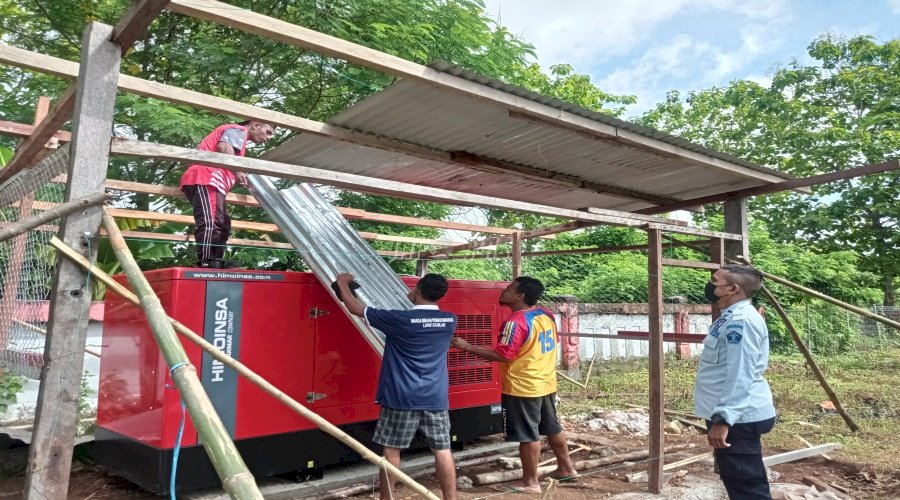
[{"xmin": 2, "ymin": 413, "xmax": 898, "ymax": 499}]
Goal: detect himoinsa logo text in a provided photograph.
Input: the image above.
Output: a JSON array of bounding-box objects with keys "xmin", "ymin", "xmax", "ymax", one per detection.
[{"xmin": 210, "ymin": 297, "xmax": 233, "ymax": 382}]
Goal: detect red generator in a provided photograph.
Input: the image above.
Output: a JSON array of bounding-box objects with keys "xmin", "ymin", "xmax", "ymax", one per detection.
[{"xmin": 91, "ymin": 268, "xmax": 506, "ymax": 494}]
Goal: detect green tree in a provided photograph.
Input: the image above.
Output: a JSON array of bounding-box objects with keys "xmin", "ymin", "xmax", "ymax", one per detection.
[
  {"xmin": 640, "ymin": 35, "xmax": 900, "ymax": 305},
  {"xmin": 1, "ymin": 0, "xmax": 632, "ymax": 273}
]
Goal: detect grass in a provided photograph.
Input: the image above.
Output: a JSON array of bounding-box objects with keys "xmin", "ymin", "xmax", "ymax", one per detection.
[{"xmin": 556, "ymin": 345, "xmax": 900, "ymax": 472}]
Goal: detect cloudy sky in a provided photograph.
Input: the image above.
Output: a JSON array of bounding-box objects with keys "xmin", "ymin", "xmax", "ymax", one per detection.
[{"xmin": 482, "ymin": 0, "xmax": 900, "ymax": 116}]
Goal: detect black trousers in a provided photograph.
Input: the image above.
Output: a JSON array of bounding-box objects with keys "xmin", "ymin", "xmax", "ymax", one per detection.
[
  {"xmin": 182, "ymin": 184, "xmax": 231, "ymax": 264},
  {"xmin": 706, "ymin": 417, "xmax": 776, "ymax": 500}
]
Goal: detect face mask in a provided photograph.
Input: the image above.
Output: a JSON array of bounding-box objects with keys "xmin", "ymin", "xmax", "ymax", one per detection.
[{"xmin": 704, "ymin": 282, "xmax": 722, "ymax": 304}]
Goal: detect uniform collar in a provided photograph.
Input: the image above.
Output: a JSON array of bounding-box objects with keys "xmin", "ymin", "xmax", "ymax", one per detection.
[
  {"xmin": 412, "ymin": 305, "xmax": 439, "ymax": 310},
  {"xmin": 721, "ymin": 299, "xmax": 751, "ymax": 315}
]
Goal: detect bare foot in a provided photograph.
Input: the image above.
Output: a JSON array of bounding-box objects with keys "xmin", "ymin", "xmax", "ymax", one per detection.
[{"xmin": 541, "ymin": 468, "xmax": 579, "ymax": 480}]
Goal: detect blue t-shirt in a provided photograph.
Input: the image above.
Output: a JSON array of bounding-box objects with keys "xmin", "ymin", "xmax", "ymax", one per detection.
[{"xmin": 364, "ymin": 305, "xmax": 457, "ymax": 411}]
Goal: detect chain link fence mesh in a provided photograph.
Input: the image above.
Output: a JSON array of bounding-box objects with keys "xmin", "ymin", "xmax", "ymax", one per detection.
[{"xmin": 0, "ymin": 146, "xmax": 72, "ymax": 381}]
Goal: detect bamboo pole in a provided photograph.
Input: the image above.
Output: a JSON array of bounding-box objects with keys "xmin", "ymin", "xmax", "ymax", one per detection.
[
  {"xmin": 98, "ymin": 209, "xmax": 263, "ymax": 499},
  {"xmin": 663, "ymin": 236, "xmax": 899, "ymax": 332},
  {"xmin": 12, "ymin": 318, "xmax": 100, "ymax": 357},
  {"xmin": 751, "ymin": 262, "xmax": 900, "ymax": 331},
  {"xmin": 556, "ymin": 370, "xmax": 586, "ymax": 388},
  {"xmin": 50, "ymin": 235, "xmax": 442, "ymax": 500},
  {"xmin": 758, "ymin": 284, "xmax": 860, "ymax": 432},
  {"xmin": 0, "ymin": 192, "xmax": 109, "ymax": 243}
]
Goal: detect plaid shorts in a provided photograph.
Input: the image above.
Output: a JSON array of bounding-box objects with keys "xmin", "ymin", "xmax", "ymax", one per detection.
[{"xmin": 373, "ymin": 407, "xmax": 451, "ymax": 450}]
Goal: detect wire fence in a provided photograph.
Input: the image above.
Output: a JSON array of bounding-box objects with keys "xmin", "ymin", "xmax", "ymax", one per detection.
[{"xmin": 0, "ymin": 146, "xmax": 72, "ymax": 381}]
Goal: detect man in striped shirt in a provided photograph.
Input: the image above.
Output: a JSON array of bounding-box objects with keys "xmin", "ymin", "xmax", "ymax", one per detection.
[{"xmin": 180, "ymin": 121, "xmax": 274, "ymax": 268}]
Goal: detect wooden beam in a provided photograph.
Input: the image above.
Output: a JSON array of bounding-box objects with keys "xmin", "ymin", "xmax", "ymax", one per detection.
[
  {"xmin": 112, "ymin": 229, "xmax": 407, "ymax": 257},
  {"xmin": 25, "ymin": 22, "xmax": 120, "ymax": 500},
  {"xmin": 511, "ymin": 232, "xmax": 522, "ymax": 279},
  {"xmin": 407, "ymin": 221, "xmax": 589, "ymax": 260},
  {"xmin": 506, "ymin": 112, "xmax": 791, "ymax": 186},
  {"xmin": 166, "ymin": 0, "xmax": 789, "ymax": 186},
  {"xmin": 0, "ymin": 194, "xmax": 109, "ymax": 243},
  {"xmin": 430, "ymin": 240, "xmax": 711, "ymax": 260},
  {"xmin": 93, "ymin": 177, "xmax": 543, "ymax": 237},
  {"xmin": 110, "ymin": 140, "xmax": 741, "ymax": 241},
  {"xmin": 617, "ymin": 331, "xmax": 707, "ymax": 343},
  {"xmin": 109, "ymin": 0, "xmax": 170, "ymax": 51},
  {"xmin": 661, "ymin": 258, "xmax": 720, "ymax": 271},
  {"xmin": 0, "ymin": 85, "xmax": 76, "ymax": 184},
  {"xmin": 709, "ymin": 237, "xmax": 724, "ymax": 321},
  {"xmin": 107, "ymin": 207, "xmax": 463, "ymax": 246},
  {"xmin": 646, "ymin": 228, "xmax": 665, "ymax": 493},
  {"xmin": 559, "ymin": 332, "xmax": 704, "ymax": 343},
  {"xmin": 636, "ymin": 159, "xmax": 900, "ymax": 215},
  {"xmin": 0, "ymin": 119, "xmax": 71, "ymax": 143},
  {"xmin": 449, "ymin": 151, "xmax": 679, "ymax": 206},
  {"xmin": 724, "ymin": 198, "xmax": 749, "ymax": 259}
]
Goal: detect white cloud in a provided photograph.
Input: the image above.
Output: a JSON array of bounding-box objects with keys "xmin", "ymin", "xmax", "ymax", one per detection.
[
  {"xmin": 888, "ymin": 0, "xmax": 900, "ymax": 14},
  {"xmin": 483, "ymin": 0, "xmax": 788, "ymax": 69}
]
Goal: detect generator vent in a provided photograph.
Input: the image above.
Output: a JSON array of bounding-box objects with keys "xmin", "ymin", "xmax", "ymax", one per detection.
[{"xmin": 449, "ymin": 314, "xmax": 494, "ymax": 387}]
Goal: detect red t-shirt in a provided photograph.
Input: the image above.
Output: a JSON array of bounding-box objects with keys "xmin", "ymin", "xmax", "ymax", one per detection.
[{"xmin": 179, "ymin": 124, "xmax": 248, "ymax": 194}]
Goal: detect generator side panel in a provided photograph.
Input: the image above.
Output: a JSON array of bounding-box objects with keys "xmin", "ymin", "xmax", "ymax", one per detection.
[{"xmin": 234, "ymin": 280, "xmax": 319, "ymax": 439}]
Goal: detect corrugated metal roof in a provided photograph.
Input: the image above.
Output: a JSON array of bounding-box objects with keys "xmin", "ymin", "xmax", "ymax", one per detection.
[
  {"xmin": 264, "ymin": 63, "xmax": 792, "ymax": 213},
  {"xmin": 428, "ymin": 61, "xmax": 787, "ymax": 180}
]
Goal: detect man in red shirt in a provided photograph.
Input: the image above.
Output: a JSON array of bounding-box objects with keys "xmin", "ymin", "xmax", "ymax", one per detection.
[{"xmin": 180, "ymin": 121, "xmax": 274, "ymax": 268}]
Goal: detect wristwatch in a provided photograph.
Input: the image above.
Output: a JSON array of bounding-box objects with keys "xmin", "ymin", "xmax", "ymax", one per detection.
[{"xmin": 710, "ymin": 414, "xmax": 730, "ymax": 426}]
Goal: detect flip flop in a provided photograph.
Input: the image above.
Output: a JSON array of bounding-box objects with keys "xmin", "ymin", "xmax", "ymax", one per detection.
[
  {"xmin": 541, "ymin": 471, "xmax": 580, "ymax": 481},
  {"xmin": 491, "ymin": 483, "xmax": 542, "ymax": 494}
]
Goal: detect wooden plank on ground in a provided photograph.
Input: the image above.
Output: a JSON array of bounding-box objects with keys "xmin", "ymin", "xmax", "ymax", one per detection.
[{"xmin": 762, "ymin": 443, "xmax": 841, "ymax": 467}]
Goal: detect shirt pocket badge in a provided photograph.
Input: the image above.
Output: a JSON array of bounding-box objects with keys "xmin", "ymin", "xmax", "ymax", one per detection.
[{"xmin": 700, "ymin": 334, "xmax": 720, "ymax": 364}]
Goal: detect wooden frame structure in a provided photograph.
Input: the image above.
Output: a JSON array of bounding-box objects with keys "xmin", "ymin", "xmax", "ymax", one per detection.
[{"xmin": 3, "ymin": 1, "xmax": 894, "ymax": 497}]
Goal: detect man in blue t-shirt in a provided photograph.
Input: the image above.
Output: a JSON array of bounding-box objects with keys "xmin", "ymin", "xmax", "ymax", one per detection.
[{"xmin": 334, "ymin": 272, "xmax": 458, "ymax": 500}]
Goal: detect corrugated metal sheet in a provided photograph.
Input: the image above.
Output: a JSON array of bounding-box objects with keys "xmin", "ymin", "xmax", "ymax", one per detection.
[
  {"xmin": 264, "ymin": 64, "xmax": 792, "ymax": 212},
  {"xmin": 249, "ymin": 175, "xmax": 414, "ymax": 357},
  {"xmin": 427, "ymin": 61, "xmax": 786, "ymax": 179}
]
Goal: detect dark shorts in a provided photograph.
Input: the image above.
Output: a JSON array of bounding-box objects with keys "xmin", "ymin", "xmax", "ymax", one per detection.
[
  {"xmin": 373, "ymin": 407, "xmax": 451, "ymax": 450},
  {"xmin": 502, "ymin": 393, "xmax": 563, "ymax": 442}
]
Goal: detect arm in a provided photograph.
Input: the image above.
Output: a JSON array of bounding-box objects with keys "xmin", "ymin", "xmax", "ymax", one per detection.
[
  {"xmin": 451, "ymin": 337, "xmax": 510, "ymax": 362},
  {"xmin": 217, "ymin": 128, "xmax": 248, "ymax": 186},
  {"xmin": 335, "ymin": 273, "xmax": 365, "ymax": 317}
]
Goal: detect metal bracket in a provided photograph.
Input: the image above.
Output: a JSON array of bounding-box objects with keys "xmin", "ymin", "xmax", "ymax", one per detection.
[
  {"xmin": 306, "ymin": 392, "xmax": 327, "ymax": 403},
  {"xmin": 309, "ymin": 307, "xmax": 330, "ymax": 319}
]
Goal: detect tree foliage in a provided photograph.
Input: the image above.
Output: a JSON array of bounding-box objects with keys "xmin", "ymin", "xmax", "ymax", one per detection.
[{"xmin": 640, "ymin": 35, "xmax": 900, "ymax": 304}]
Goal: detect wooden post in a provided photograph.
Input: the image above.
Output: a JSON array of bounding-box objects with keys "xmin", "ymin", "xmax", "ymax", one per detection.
[
  {"xmin": 25, "ymin": 23, "xmax": 120, "ymax": 500},
  {"xmin": 0, "ymin": 97, "xmax": 49, "ymax": 352},
  {"xmin": 758, "ymin": 285, "xmax": 860, "ymax": 432},
  {"xmin": 647, "ymin": 228, "xmax": 664, "ymax": 493},
  {"xmin": 709, "ymin": 237, "xmax": 724, "ymax": 321},
  {"xmin": 511, "ymin": 231, "xmax": 522, "ymax": 279},
  {"xmin": 724, "ymin": 198, "xmax": 749, "ymax": 260},
  {"xmin": 415, "ymin": 259, "xmax": 428, "ymax": 277}
]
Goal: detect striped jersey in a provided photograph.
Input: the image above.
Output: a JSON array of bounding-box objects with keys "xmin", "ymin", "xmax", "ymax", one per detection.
[
  {"xmin": 179, "ymin": 124, "xmax": 248, "ymax": 194},
  {"xmin": 495, "ymin": 307, "xmax": 559, "ymax": 397}
]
